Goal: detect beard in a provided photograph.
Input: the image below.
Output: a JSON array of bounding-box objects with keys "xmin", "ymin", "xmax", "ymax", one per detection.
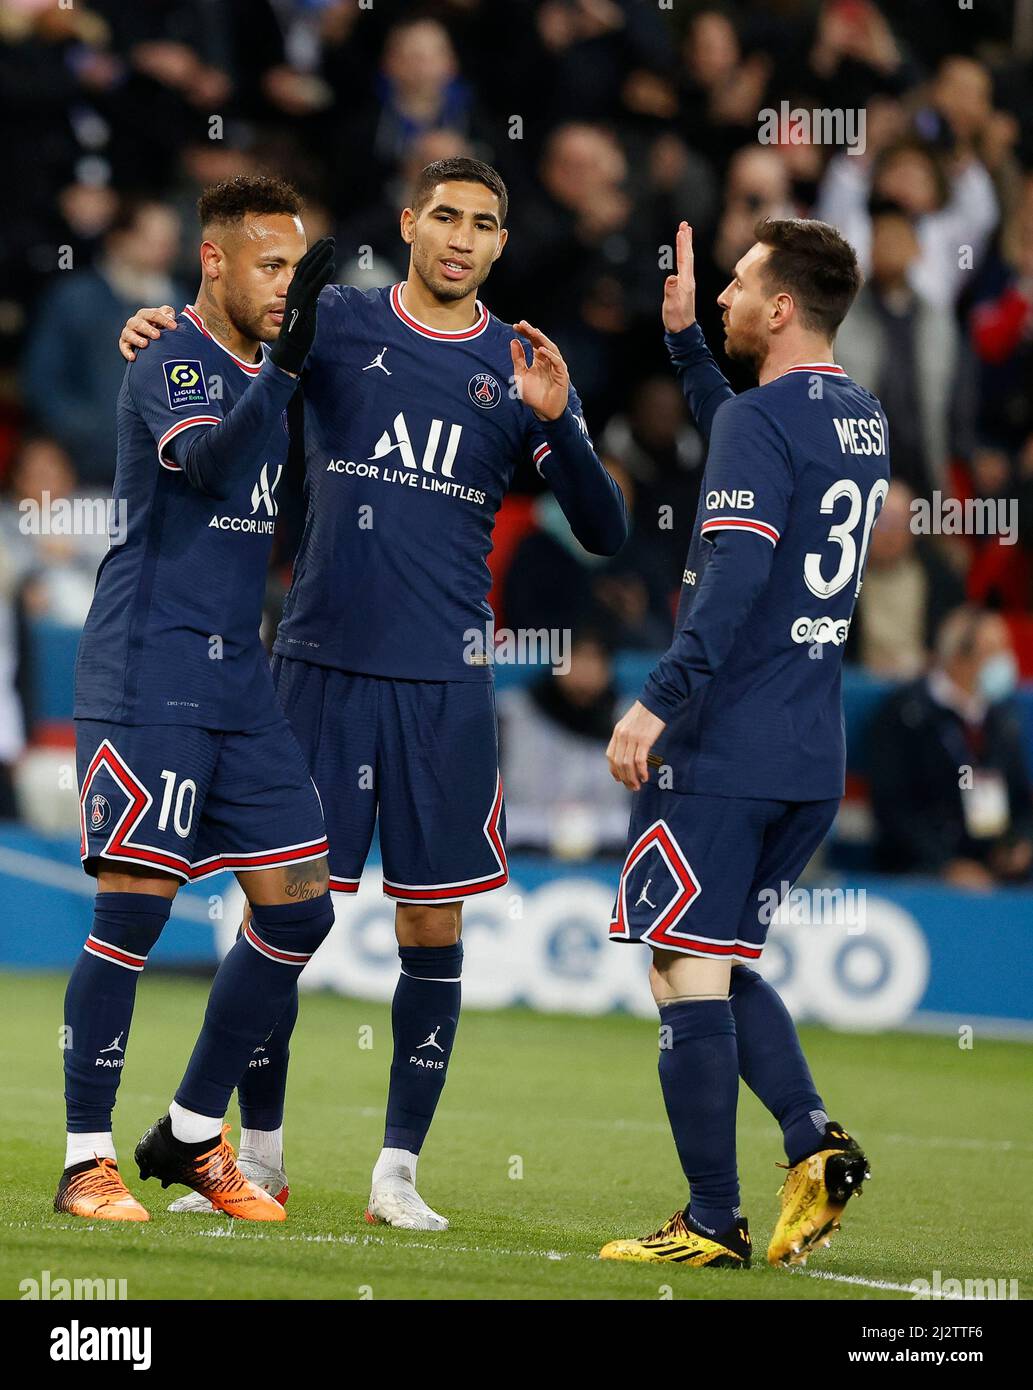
[
  {"xmin": 223, "ymin": 282, "xmax": 277, "ymax": 343},
  {"xmin": 724, "ymin": 311, "xmax": 767, "ymax": 377},
  {"xmin": 410, "ymin": 238, "xmax": 492, "ymax": 304}
]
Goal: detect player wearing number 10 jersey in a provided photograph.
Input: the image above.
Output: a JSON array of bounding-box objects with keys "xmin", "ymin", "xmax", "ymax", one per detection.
[
  {"xmin": 61, "ymin": 182, "xmax": 336, "ymax": 1224},
  {"xmin": 601, "ymin": 219, "xmax": 887, "ymax": 1271}
]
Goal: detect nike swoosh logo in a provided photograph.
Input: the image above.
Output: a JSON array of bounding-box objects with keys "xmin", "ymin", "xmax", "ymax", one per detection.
[{"xmin": 288, "ymin": 309, "xmax": 298, "ymax": 332}]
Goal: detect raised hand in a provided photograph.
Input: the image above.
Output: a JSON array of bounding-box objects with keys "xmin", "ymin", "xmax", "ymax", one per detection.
[
  {"xmin": 662, "ymin": 221, "xmax": 697, "ymax": 334},
  {"xmin": 268, "ymin": 236, "xmax": 336, "ymax": 376},
  {"xmin": 510, "ymin": 320, "xmax": 569, "ymax": 421}
]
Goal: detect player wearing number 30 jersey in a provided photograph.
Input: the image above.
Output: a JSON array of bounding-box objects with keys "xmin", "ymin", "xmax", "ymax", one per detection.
[{"xmin": 602, "ymin": 218, "xmax": 886, "ymax": 1273}]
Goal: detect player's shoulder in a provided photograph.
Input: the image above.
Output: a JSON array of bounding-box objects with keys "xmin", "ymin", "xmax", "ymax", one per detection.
[
  {"xmin": 762, "ymin": 364, "xmax": 881, "ymax": 410},
  {"xmin": 126, "ymin": 310, "xmax": 228, "ymax": 417},
  {"xmin": 713, "ymin": 383, "xmax": 789, "ymax": 440},
  {"xmin": 321, "ymin": 281, "xmax": 389, "ymax": 316},
  {"xmin": 125, "ymin": 311, "xmax": 203, "ymax": 385}
]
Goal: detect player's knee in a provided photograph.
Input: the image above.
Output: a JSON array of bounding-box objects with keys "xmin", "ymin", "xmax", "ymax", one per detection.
[
  {"xmin": 248, "ymin": 892, "xmax": 335, "ymax": 959},
  {"xmin": 395, "ymin": 902, "xmax": 462, "ymax": 948},
  {"xmin": 96, "ymin": 863, "xmax": 179, "ymax": 900},
  {"xmin": 650, "ymin": 949, "xmax": 731, "ymax": 1002}
]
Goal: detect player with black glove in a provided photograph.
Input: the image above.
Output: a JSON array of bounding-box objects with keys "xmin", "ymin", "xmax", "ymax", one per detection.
[{"xmin": 269, "ymin": 235, "xmax": 337, "ymax": 376}]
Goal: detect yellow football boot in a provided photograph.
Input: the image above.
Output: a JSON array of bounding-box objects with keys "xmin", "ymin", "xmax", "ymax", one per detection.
[
  {"xmin": 601, "ymin": 1210, "xmax": 751, "ymax": 1267},
  {"xmin": 768, "ymin": 1121, "xmax": 870, "ymax": 1266}
]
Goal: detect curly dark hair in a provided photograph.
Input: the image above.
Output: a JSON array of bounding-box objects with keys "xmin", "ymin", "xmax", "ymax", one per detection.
[{"xmin": 197, "ymin": 175, "xmax": 303, "ymax": 231}]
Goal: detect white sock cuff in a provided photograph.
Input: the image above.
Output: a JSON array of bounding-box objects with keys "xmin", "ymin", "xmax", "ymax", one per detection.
[
  {"xmin": 65, "ymin": 1131, "xmax": 116, "ymax": 1169},
  {"xmin": 372, "ymin": 1146, "xmax": 418, "ymax": 1185},
  {"xmin": 239, "ymin": 1126, "xmax": 284, "ymax": 1168},
  {"xmin": 169, "ymin": 1100, "xmax": 222, "ymax": 1145}
]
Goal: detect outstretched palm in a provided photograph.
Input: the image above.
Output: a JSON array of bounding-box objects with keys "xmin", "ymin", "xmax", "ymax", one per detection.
[
  {"xmin": 662, "ymin": 221, "xmax": 697, "ymax": 334},
  {"xmin": 510, "ymin": 320, "xmax": 569, "ymax": 420}
]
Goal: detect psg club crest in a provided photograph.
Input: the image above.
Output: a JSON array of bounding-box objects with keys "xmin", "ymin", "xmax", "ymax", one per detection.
[
  {"xmin": 89, "ymin": 793, "xmax": 111, "ymax": 832},
  {"xmin": 468, "ymin": 373, "xmax": 501, "ymax": 409}
]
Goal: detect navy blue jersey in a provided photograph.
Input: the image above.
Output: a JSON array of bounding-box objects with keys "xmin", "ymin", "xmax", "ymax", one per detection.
[
  {"xmin": 75, "ymin": 308, "xmax": 297, "ymax": 730},
  {"xmin": 640, "ymin": 326, "xmax": 891, "ymax": 801},
  {"xmin": 274, "ymin": 283, "xmax": 625, "ymax": 680}
]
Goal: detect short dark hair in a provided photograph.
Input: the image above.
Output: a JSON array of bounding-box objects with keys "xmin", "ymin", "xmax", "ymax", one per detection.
[
  {"xmin": 197, "ymin": 175, "xmax": 303, "ymax": 232},
  {"xmin": 411, "ymin": 157, "xmax": 508, "ymax": 225},
  {"xmin": 753, "ymin": 217, "xmax": 862, "ymax": 338}
]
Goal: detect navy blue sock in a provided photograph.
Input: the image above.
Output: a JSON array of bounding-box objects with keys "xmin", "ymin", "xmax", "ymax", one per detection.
[
  {"xmin": 63, "ymin": 892, "xmax": 173, "ymax": 1131},
  {"xmin": 237, "ymin": 986, "xmax": 298, "ymax": 1132},
  {"xmin": 175, "ymin": 895, "xmax": 333, "ymax": 1119},
  {"xmin": 729, "ymin": 965, "xmax": 827, "ymax": 1165},
  {"xmin": 383, "ymin": 943, "xmax": 463, "ymax": 1155},
  {"xmin": 657, "ymin": 998, "xmax": 741, "ymax": 1236}
]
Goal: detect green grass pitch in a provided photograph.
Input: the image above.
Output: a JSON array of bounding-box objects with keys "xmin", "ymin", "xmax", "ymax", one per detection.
[{"xmin": 2, "ymin": 971, "xmax": 1030, "ymax": 1301}]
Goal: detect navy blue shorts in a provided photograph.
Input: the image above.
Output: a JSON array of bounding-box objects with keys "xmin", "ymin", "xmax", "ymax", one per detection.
[
  {"xmin": 272, "ymin": 657, "xmax": 507, "ymax": 904},
  {"xmin": 76, "ymin": 717, "xmax": 328, "ymax": 883},
  {"xmin": 609, "ymin": 786, "xmax": 838, "ymax": 961}
]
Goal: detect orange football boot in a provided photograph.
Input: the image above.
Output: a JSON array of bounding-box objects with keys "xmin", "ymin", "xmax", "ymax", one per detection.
[
  {"xmin": 135, "ymin": 1116, "xmax": 286, "ymax": 1221},
  {"xmin": 54, "ymin": 1156, "xmax": 150, "ymax": 1222}
]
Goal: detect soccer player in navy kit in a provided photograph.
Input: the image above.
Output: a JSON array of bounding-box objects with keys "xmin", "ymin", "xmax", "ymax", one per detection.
[
  {"xmin": 61, "ymin": 180, "xmax": 337, "ymax": 1222},
  {"xmin": 600, "ymin": 220, "xmax": 887, "ymax": 1269},
  {"xmin": 120, "ymin": 158, "xmax": 628, "ymax": 1228}
]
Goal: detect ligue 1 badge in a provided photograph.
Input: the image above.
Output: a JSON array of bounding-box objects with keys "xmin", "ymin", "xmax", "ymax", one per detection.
[
  {"xmin": 468, "ymin": 372, "xmax": 501, "ymax": 409},
  {"xmin": 163, "ymin": 359, "xmax": 209, "ymax": 410},
  {"xmin": 89, "ymin": 793, "xmax": 111, "ymax": 832}
]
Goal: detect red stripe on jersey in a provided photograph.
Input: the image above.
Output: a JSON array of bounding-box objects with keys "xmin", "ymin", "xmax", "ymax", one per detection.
[
  {"xmin": 157, "ymin": 415, "xmax": 221, "ymax": 468},
  {"xmin": 383, "ymin": 869, "xmax": 509, "ymax": 902},
  {"xmin": 389, "ymin": 283, "xmax": 490, "ymax": 341},
  {"xmin": 780, "ymin": 363, "xmax": 846, "ymax": 377},
  {"xmin": 383, "ymin": 770, "xmax": 508, "ymax": 901},
  {"xmin": 701, "ymin": 517, "xmax": 780, "ymax": 545},
  {"xmin": 186, "ymin": 838, "xmax": 330, "ymax": 882},
  {"xmin": 78, "ymin": 738, "xmax": 192, "ymax": 879},
  {"xmin": 182, "ymin": 306, "xmax": 263, "ymax": 374},
  {"xmin": 329, "ymin": 877, "xmax": 360, "ymax": 894}
]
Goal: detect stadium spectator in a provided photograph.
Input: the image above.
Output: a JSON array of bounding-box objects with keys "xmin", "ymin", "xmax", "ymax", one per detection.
[
  {"xmin": 22, "ymin": 200, "xmax": 185, "ymax": 484},
  {"xmin": 331, "ymin": 15, "xmax": 477, "ymax": 214},
  {"xmin": 504, "ymin": 459, "xmax": 668, "ymax": 651},
  {"xmin": 846, "ymin": 481, "xmax": 964, "ymax": 677},
  {"xmin": 600, "ymin": 375, "xmax": 705, "ymax": 599},
  {"xmin": 0, "ymin": 436, "xmax": 108, "ymax": 629},
  {"xmin": 498, "ymin": 630, "xmax": 629, "ymax": 858},
  {"xmin": 969, "ymin": 170, "xmax": 1033, "ymax": 453},
  {"xmin": 869, "ymin": 607, "xmax": 1033, "ymax": 885},
  {"xmin": 677, "ymin": 8, "xmax": 771, "ymax": 179},
  {"xmin": 0, "ymin": 540, "xmax": 26, "ymax": 820},
  {"xmin": 816, "ymin": 134, "xmax": 999, "ymax": 309},
  {"xmin": 837, "ymin": 200, "xmax": 959, "ymax": 496}
]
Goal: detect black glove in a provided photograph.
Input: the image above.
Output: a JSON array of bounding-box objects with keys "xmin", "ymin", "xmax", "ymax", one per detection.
[{"xmin": 268, "ymin": 236, "xmax": 336, "ymax": 375}]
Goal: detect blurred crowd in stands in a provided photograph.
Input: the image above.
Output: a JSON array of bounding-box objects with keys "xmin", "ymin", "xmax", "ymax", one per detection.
[{"xmin": 2, "ymin": 0, "xmax": 1032, "ymax": 880}]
